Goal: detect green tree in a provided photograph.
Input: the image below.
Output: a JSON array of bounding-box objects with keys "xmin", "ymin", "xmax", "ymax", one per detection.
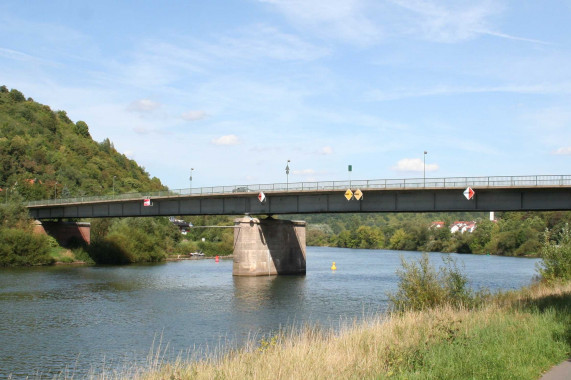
[
  {"xmin": 538, "ymin": 224, "xmax": 571, "ymax": 283},
  {"xmin": 74, "ymin": 121, "xmax": 91, "ymax": 138},
  {"xmin": 390, "ymin": 228, "xmax": 412, "ymax": 250}
]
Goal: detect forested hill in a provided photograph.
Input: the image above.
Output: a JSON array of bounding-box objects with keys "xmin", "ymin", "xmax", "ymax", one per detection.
[{"xmin": 0, "ymin": 86, "xmax": 165, "ymax": 201}]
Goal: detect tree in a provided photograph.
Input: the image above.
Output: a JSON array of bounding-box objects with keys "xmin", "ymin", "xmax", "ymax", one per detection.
[
  {"xmin": 538, "ymin": 224, "xmax": 571, "ymax": 283},
  {"xmin": 74, "ymin": 121, "xmax": 91, "ymax": 138},
  {"xmin": 9, "ymin": 89, "xmax": 25, "ymax": 102},
  {"xmin": 390, "ymin": 228, "xmax": 411, "ymax": 250}
]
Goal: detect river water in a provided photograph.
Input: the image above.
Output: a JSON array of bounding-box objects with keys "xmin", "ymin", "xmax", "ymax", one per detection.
[{"xmin": 0, "ymin": 247, "xmax": 540, "ymax": 378}]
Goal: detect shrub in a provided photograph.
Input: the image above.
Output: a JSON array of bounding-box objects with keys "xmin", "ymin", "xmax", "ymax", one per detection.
[
  {"xmin": 0, "ymin": 228, "xmax": 54, "ymax": 266},
  {"xmin": 388, "ymin": 253, "xmax": 482, "ymax": 312},
  {"xmin": 538, "ymin": 224, "xmax": 571, "ymax": 283}
]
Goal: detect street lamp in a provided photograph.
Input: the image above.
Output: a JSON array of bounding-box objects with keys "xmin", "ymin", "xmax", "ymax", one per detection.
[
  {"xmin": 113, "ymin": 176, "xmax": 116, "ymax": 198},
  {"xmin": 285, "ymin": 160, "xmax": 291, "ymax": 191},
  {"xmin": 189, "ymin": 168, "xmax": 194, "ymax": 194},
  {"xmin": 423, "ymin": 151, "xmax": 428, "ymax": 187},
  {"xmin": 54, "ymin": 181, "xmax": 58, "ymax": 200}
]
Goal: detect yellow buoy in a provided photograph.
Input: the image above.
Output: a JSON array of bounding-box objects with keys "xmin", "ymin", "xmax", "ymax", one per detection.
[{"xmin": 331, "ymin": 261, "xmax": 337, "ymax": 271}]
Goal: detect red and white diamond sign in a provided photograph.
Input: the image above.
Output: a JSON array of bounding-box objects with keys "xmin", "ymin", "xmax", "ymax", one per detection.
[
  {"xmin": 463, "ymin": 187, "xmax": 475, "ymax": 200},
  {"xmin": 258, "ymin": 191, "xmax": 266, "ymax": 203}
]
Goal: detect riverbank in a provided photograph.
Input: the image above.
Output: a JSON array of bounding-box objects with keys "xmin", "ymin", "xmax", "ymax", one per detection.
[
  {"xmin": 307, "ymin": 243, "xmax": 541, "ymax": 258},
  {"xmin": 125, "ymin": 282, "xmax": 570, "ymax": 380}
]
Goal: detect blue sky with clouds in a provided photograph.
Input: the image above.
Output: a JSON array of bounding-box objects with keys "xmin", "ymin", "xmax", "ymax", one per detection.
[{"xmin": 1, "ymin": 1, "xmax": 570, "ymax": 189}]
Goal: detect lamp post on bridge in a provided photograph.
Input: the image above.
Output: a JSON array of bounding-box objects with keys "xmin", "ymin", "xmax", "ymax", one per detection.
[
  {"xmin": 423, "ymin": 151, "xmax": 427, "ymax": 188},
  {"xmin": 285, "ymin": 160, "xmax": 290, "ymax": 191},
  {"xmin": 54, "ymin": 181, "xmax": 58, "ymax": 200},
  {"xmin": 113, "ymin": 175, "xmax": 116, "ymax": 199},
  {"xmin": 189, "ymin": 168, "xmax": 194, "ymax": 194}
]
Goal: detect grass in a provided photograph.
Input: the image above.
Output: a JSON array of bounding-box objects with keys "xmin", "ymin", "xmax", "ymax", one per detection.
[
  {"xmin": 98, "ymin": 282, "xmax": 570, "ymax": 380},
  {"xmin": 49, "ymin": 246, "xmax": 75, "ymax": 263}
]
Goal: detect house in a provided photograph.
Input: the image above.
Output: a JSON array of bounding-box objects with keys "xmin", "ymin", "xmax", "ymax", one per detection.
[
  {"xmin": 430, "ymin": 221, "xmax": 446, "ymax": 229},
  {"xmin": 169, "ymin": 216, "xmax": 193, "ymax": 234},
  {"xmin": 450, "ymin": 221, "xmax": 477, "ymax": 234}
]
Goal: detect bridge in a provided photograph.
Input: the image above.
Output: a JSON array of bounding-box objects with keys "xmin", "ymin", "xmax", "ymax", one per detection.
[
  {"xmin": 26, "ymin": 175, "xmax": 571, "ymax": 219},
  {"xmin": 27, "ymin": 175, "xmax": 571, "ymax": 276}
]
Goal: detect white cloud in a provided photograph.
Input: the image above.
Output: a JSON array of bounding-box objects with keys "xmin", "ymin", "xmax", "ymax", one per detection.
[
  {"xmin": 127, "ymin": 99, "xmax": 161, "ymax": 112},
  {"xmin": 318, "ymin": 146, "xmax": 334, "ymax": 155},
  {"xmin": 260, "ymin": 0, "xmax": 383, "ymax": 46},
  {"xmin": 553, "ymin": 147, "xmax": 571, "ymax": 155},
  {"xmin": 211, "ymin": 134, "xmax": 240, "ymax": 146},
  {"xmin": 261, "ymin": 0, "xmax": 533, "ymax": 46},
  {"xmin": 392, "ymin": 158, "xmax": 439, "ymax": 172},
  {"xmin": 181, "ymin": 110, "xmax": 207, "ymax": 121},
  {"xmin": 388, "ymin": 0, "xmax": 500, "ymax": 43}
]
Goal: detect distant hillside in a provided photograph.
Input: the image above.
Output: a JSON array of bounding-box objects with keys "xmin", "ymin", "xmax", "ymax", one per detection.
[{"xmin": 0, "ymin": 86, "xmax": 165, "ymax": 201}]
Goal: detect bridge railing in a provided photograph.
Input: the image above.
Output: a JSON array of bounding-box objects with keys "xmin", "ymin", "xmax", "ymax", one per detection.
[{"xmin": 25, "ymin": 174, "xmax": 571, "ymax": 207}]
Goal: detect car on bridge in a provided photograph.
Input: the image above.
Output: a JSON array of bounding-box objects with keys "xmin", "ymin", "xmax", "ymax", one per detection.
[{"xmin": 232, "ymin": 186, "xmax": 251, "ymax": 193}]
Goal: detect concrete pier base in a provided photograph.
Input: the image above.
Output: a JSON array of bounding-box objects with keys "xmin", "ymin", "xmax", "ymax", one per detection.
[{"xmin": 233, "ymin": 217, "xmax": 306, "ymax": 276}]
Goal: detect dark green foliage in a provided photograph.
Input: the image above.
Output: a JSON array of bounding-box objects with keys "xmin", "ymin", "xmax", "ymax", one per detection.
[
  {"xmin": 74, "ymin": 120, "xmax": 91, "ymax": 138},
  {"xmin": 183, "ymin": 215, "xmax": 234, "ymax": 256},
  {"xmin": 87, "ymin": 217, "xmax": 181, "ymax": 264},
  {"xmin": 0, "ymin": 200, "xmax": 55, "ymax": 266},
  {"xmin": 0, "ymin": 197, "xmax": 32, "ymax": 230},
  {"xmin": 538, "ymin": 224, "xmax": 571, "ymax": 283},
  {"xmin": 9, "ymin": 89, "xmax": 25, "ymax": 102},
  {"xmin": 0, "ymin": 228, "xmax": 53, "ymax": 266}
]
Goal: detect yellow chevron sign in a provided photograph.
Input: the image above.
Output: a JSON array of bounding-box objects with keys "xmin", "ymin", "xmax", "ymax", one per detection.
[{"xmin": 344, "ymin": 189, "xmax": 353, "ymax": 201}]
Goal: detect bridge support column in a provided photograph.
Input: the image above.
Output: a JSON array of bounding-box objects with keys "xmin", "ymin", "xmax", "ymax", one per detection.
[
  {"xmin": 34, "ymin": 221, "xmax": 91, "ymax": 246},
  {"xmin": 233, "ymin": 217, "xmax": 306, "ymax": 276}
]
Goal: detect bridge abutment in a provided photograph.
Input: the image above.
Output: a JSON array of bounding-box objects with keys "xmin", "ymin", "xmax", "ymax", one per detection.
[
  {"xmin": 34, "ymin": 221, "xmax": 91, "ymax": 246},
  {"xmin": 233, "ymin": 217, "xmax": 306, "ymax": 276}
]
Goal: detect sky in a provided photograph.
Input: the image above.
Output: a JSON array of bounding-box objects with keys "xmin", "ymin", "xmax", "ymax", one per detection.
[{"xmin": 1, "ymin": 1, "xmax": 570, "ymax": 190}]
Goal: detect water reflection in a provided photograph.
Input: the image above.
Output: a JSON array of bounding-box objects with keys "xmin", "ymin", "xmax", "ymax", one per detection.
[{"xmin": 231, "ymin": 275, "xmax": 308, "ymax": 335}]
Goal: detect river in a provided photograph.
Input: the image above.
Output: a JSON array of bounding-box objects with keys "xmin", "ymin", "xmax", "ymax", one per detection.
[{"xmin": 0, "ymin": 247, "xmax": 541, "ymax": 378}]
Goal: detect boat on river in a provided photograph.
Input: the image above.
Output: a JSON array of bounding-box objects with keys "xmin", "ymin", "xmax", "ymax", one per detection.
[{"xmin": 190, "ymin": 251, "xmax": 205, "ymax": 257}]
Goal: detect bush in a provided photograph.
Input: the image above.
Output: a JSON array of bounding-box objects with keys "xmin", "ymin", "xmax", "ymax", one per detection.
[
  {"xmin": 538, "ymin": 224, "xmax": 571, "ymax": 283},
  {"xmin": 388, "ymin": 253, "xmax": 483, "ymax": 312},
  {"xmin": 0, "ymin": 228, "xmax": 54, "ymax": 266}
]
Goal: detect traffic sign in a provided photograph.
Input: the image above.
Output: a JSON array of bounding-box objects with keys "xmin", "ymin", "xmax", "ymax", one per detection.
[
  {"xmin": 354, "ymin": 189, "xmax": 363, "ymax": 200},
  {"xmin": 258, "ymin": 191, "xmax": 266, "ymax": 203},
  {"xmin": 344, "ymin": 189, "xmax": 353, "ymax": 201},
  {"xmin": 143, "ymin": 198, "xmax": 152, "ymax": 206},
  {"xmin": 463, "ymin": 187, "xmax": 475, "ymax": 200}
]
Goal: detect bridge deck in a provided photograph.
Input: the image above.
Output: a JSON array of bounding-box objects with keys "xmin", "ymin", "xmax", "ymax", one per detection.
[{"xmin": 26, "ymin": 175, "xmax": 571, "ymax": 219}]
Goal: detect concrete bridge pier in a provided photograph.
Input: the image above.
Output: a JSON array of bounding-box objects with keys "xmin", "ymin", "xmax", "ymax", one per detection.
[{"xmin": 233, "ymin": 217, "xmax": 306, "ymax": 276}]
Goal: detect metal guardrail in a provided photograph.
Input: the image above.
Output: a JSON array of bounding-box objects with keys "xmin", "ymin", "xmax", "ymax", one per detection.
[{"xmin": 25, "ymin": 175, "xmax": 571, "ymax": 207}]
